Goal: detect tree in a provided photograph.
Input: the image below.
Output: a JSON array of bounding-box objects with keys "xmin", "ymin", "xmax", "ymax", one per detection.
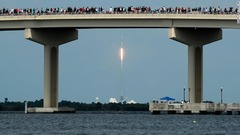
[{"xmin": 4, "ymin": 98, "xmax": 8, "ymax": 103}]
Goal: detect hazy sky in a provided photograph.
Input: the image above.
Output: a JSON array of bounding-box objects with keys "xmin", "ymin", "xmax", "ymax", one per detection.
[{"xmin": 0, "ymin": 0, "xmax": 240, "ymax": 103}]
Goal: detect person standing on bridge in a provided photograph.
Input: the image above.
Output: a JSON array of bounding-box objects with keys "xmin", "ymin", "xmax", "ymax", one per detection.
[{"xmin": 109, "ymin": 7, "xmax": 113, "ymax": 14}]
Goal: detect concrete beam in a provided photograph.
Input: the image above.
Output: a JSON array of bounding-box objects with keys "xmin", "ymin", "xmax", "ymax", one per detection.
[
  {"xmin": 169, "ymin": 28, "xmax": 222, "ymax": 103},
  {"xmin": 25, "ymin": 28, "xmax": 78, "ymax": 45},
  {"xmin": 25, "ymin": 28, "xmax": 78, "ymax": 108},
  {"xmin": 169, "ymin": 28, "xmax": 222, "ymax": 46}
]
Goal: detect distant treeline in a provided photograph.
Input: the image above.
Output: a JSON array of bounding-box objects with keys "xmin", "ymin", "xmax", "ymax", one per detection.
[{"xmin": 0, "ymin": 99, "xmax": 149, "ymax": 111}]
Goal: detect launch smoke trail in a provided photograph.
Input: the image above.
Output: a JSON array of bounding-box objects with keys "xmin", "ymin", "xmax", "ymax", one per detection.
[{"xmin": 120, "ymin": 36, "xmax": 124, "ymax": 103}]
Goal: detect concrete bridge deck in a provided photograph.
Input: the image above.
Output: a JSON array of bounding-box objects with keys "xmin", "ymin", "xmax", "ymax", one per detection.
[{"xmin": 0, "ymin": 14, "xmax": 239, "ymax": 30}]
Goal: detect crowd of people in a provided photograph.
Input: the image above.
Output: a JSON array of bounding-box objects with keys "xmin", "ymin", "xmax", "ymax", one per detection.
[{"xmin": 0, "ymin": 6, "xmax": 238, "ymax": 16}]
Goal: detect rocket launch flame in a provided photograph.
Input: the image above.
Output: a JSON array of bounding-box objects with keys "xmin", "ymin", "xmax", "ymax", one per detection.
[
  {"xmin": 120, "ymin": 47, "xmax": 124, "ymax": 62},
  {"xmin": 120, "ymin": 37, "xmax": 124, "ymax": 69},
  {"xmin": 120, "ymin": 47, "xmax": 124, "ymax": 69}
]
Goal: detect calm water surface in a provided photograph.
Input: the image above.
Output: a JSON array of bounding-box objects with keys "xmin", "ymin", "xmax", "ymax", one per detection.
[{"xmin": 0, "ymin": 111, "xmax": 240, "ymax": 135}]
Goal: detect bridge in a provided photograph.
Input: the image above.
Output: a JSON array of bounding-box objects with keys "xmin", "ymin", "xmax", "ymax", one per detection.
[
  {"xmin": 0, "ymin": 14, "xmax": 239, "ymax": 29},
  {"xmin": 0, "ymin": 14, "xmax": 238, "ymax": 112}
]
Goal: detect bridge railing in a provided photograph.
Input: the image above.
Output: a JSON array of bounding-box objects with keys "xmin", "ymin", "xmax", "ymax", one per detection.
[{"xmin": 0, "ymin": 10, "xmax": 238, "ymax": 17}]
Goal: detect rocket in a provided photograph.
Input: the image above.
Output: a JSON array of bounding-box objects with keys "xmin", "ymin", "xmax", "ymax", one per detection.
[{"xmin": 120, "ymin": 37, "xmax": 124, "ymax": 69}]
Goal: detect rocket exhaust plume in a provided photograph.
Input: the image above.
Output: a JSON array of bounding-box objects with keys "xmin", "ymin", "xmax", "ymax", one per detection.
[
  {"xmin": 120, "ymin": 47, "xmax": 124, "ymax": 68},
  {"xmin": 120, "ymin": 37, "xmax": 124, "ymax": 69},
  {"xmin": 120, "ymin": 36, "xmax": 124, "ymax": 103}
]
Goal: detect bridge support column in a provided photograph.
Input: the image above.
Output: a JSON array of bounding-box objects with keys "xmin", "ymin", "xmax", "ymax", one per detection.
[
  {"xmin": 169, "ymin": 28, "xmax": 222, "ymax": 103},
  {"xmin": 25, "ymin": 28, "xmax": 78, "ymax": 108}
]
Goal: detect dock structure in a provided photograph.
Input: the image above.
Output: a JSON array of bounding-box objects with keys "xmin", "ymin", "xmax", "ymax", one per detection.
[
  {"xmin": 149, "ymin": 101, "xmax": 240, "ymax": 115},
  {"xmin": 26, "ymin": 107, "xmax": 76, "ymax": 113}
]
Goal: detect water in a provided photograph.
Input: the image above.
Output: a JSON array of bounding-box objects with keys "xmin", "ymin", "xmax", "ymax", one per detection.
[{"xmin": 0, "ymin": 111, "xmax": 240, "ymax": 135}]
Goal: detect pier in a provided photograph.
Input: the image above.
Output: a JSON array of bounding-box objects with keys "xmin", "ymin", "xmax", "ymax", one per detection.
[
  {"xmin": 26, "ymin": 107, "xmax": 75, "ymax": 113},
  {"xmin": 149, "ymin": 101, "xmax": 240, "ymax": 115}
]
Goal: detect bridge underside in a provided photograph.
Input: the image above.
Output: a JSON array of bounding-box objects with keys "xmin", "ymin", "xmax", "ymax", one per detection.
[{"xmin": 21, "ymin": 27, "xmax": 223, "ymax": 112}]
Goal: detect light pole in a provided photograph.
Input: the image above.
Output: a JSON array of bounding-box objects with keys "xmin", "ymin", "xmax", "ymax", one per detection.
[
  {"xmin": 36, "ymin": 0, "xmax": 38, "ymax": 9},
  {"xmin": 213, "ymin": 0, "xmax": 215, "ymax": 7},
  {"xmin": 238, "ymin": 0, "xmax": 240, "ymax": 24},
  {"xmin": 189, "ymin": 88, "xmax": 190, "ymax": 103},
  {"xmin": 221, "ymin": 87, "xmax": 223, "ymax": 103},
  {"xmin": 183, "ymin": 87, "xmax": 185, "ymax": 102},
  {"xmin": 35, "ymin": 0, "xmax": 38, "ymax": 16}
]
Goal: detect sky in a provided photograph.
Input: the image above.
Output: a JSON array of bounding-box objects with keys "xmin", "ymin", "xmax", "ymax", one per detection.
[{"xmin": 0, "ymin": 0, "xmax": 240, "ymax": 103}]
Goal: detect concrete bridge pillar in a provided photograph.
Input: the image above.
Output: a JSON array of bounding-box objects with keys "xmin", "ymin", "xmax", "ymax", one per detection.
[
  {"xmin": 169, "ymin": 28, "xmax": 222, "ymax": 103},
  {"xmin": 25, "ymin": 28, "xmax": 78, "ymax": 108}
]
